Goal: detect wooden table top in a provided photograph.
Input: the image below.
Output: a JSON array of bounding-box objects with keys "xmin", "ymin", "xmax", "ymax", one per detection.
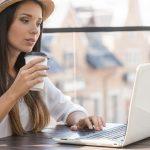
[{"xmin": 0, "ymin": 125, "xmax": 150, "ymax": 150}]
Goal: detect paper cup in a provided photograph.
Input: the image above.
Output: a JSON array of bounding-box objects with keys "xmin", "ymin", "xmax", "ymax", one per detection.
[{"xmin": 25, "ymin": 52, "xmax": 48, "ymax": 91}]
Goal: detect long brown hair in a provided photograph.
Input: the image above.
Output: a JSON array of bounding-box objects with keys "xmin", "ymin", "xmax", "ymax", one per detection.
[{"xmin": 0, "ymin": 0, "xmax": 50, "ymax": 135}]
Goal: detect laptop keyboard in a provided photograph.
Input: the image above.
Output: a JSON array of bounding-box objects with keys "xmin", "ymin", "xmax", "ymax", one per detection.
[{"xmin": 79, "ymin": 124, "xmax": 127, "ymax": 141}]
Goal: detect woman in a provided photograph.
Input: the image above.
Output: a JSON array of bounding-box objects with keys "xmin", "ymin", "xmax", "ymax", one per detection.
[{"xmin": 0, "ymin": 0, "xmax": 105, "ymax": 138}]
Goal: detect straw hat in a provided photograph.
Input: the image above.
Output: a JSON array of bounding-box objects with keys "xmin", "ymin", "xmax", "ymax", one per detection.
[{"xmin": 0, "ymin": 0, "xmax": 54, "ymax": 20}]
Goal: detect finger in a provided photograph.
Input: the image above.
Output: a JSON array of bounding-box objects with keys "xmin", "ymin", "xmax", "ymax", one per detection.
[
  {"xmin": 30, "ymin": 77, "xmax": 44, "ymax": 87},
  {"xmin": 76, "ymin": 119, "xmax": 86, "ymax": 130},
  {"xmin": 23, "ymin": 57, "xmax": 45, "ymax": 70},
  {"xmin": 101, "ymin": 117, "xmax": 106, "ymax": 127},
  {"xmin": 70, "ymin": 125, "xmax": 78, "ymax": 131},
  {"xmin": 29, "ymin": 71, "xmax": 47, "ymax": 80},
  {"xmin": 27, "ymin": 65, "xmax": 48, "ymax": 74},
  {"xmin": 84, "ymin": 118, "xmax": 93, "ymax": 130},
  {"xmin": 90, "ymin": 116, "xmax": 100, "ymax": 131},
  {"xmin": 77, "ymin": 118, "xmax": 93, "ymax": 130},
  {"xmin": 97, "ymin": 117, "xmax": 104, "ymax": 130}
]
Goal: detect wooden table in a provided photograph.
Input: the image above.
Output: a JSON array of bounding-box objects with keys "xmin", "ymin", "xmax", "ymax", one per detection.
[{"xmin": 0, "ymin": 125, "xmax": 150, "ymax": 150}]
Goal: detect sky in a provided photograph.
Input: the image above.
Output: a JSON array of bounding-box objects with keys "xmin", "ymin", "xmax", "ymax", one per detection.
[{"xmin": 44, "ymin": 0, "xmax": 150, "ymax": 27}]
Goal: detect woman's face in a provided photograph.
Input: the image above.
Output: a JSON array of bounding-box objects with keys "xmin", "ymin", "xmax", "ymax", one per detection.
[{"xmin": 8, "ymin": 1, "xmax": 43, "ymax": 53}]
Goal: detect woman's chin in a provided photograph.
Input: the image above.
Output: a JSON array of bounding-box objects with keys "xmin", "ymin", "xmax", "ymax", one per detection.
[{"xmin": 21, "ymin": 47, "xmax": 33, "ymax": 53}]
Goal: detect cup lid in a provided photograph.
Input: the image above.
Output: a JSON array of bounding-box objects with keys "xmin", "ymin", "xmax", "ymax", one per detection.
[{"xmin": 25, "ymin": 52, "xmax": 47, "ymax": 57}]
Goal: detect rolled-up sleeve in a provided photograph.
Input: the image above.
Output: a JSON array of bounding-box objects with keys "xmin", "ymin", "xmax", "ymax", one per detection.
[{"xmin": 42, "ymin": 77, "xmax": 88, "ymax": 123}]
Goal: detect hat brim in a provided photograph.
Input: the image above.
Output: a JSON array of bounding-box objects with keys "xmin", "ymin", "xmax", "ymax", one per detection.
[{"xmin": 0, "ymin": 0, "xmax": 54, "ymax": 20}]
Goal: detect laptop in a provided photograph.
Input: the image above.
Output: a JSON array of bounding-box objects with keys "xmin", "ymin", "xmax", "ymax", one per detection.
[{"xmin": 53, "ymin": 63, "xmax": 150, "ymax": 147}]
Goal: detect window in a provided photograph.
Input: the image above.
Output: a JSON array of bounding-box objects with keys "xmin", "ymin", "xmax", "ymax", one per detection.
[{"xmin": 42, "ymin": 0, "xmax": 150, "ymax": 123}]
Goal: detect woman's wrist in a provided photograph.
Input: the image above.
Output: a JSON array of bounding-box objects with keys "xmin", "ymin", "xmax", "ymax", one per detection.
[{"xmin": 6, "ymin": 86, "xmax": 20, "ymax": 102}]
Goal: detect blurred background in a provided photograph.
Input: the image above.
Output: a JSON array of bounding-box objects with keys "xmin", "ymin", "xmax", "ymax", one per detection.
[{"xmin": 41, "ymin": 0, "xmax": 150, "ymax": 125}]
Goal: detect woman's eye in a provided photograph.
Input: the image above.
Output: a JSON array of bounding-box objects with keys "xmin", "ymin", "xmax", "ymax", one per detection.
[{"xmin": 20, "ymin": 18, "xmax": 29, "ymax": 24}]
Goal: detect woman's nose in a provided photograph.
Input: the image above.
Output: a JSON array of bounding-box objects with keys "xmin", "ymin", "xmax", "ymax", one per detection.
[{"xmin": 30, "ymin": 25, "xmax": 39, "ymax": 35}]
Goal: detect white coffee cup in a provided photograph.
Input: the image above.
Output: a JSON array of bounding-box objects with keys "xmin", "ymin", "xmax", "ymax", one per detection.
[{"xmin": 25, "ymin": 52, "xmax": 48, "ymax": 91}]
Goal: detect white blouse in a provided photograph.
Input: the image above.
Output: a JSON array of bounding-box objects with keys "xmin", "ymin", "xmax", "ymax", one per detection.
[{"xmin": 0, "ymin": 77, "xmax": 88, "ymax": 138}]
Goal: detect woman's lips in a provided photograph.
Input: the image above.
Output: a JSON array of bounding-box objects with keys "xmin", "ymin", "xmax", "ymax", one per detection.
[{"xmin": 25, "ymin": 39, "xmax": 36, "ymax": 46}]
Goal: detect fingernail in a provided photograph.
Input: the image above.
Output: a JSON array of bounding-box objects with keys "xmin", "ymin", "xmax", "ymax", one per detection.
[{"xmin": 89, "ymin": 126, "xmax": 93, "ymax": 129}]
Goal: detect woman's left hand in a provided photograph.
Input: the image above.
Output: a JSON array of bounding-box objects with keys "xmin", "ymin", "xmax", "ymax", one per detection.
[{"xmin": 70, "ymin": 116, "xmax": 105, "ymax": 131}]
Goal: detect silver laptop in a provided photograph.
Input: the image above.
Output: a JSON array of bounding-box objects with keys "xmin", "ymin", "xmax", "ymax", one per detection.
[{"xmin": 54, "ymin": 63, "xmax": 150, "ymax": 147}]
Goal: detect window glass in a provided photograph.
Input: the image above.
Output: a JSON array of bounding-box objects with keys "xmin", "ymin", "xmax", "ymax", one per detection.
[
  {"xmin": 42, "ymin": 0, "xmax": 150, "ymax": 123},
  {"xmin": 41, "ymin": 31, "xmax": 150, "ymax": 123}
]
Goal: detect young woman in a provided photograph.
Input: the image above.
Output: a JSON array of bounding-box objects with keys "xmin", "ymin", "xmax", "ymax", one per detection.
[{"xmin": 0, "ymin": 0, "xmax": 105, "ymax": 138}]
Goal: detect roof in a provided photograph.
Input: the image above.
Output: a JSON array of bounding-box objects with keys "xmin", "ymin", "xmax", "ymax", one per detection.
[
  {"xmin": 86, "ymin": 49, "xmax": 122, "ymax": 69},
  {"xmin": 86, "ymin": 33, "xmax": 123, "ymax": 69}
]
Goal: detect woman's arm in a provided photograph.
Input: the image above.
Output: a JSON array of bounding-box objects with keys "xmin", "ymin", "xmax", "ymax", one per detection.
[
  {"xmin": 44, "ymin": 78, "xmax": 105, "ymax": 131},
  {"xmin": 0, "ymin": 88, "xmax": 19, "ymax": 122},
  {"xmin": 0, "ymin": 58, "xmax": 48, "ymax": 122}
]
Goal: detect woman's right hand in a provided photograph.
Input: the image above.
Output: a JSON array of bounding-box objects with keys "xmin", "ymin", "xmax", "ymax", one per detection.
[{"xmin": 9, "ymin": 57, "xmax": 48, "ymax": 99}]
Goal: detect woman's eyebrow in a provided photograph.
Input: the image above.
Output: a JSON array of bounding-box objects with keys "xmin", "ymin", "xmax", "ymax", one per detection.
[{"xmin": 19, "ymin": 13, "xmax": 43, "ymax": 20}]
